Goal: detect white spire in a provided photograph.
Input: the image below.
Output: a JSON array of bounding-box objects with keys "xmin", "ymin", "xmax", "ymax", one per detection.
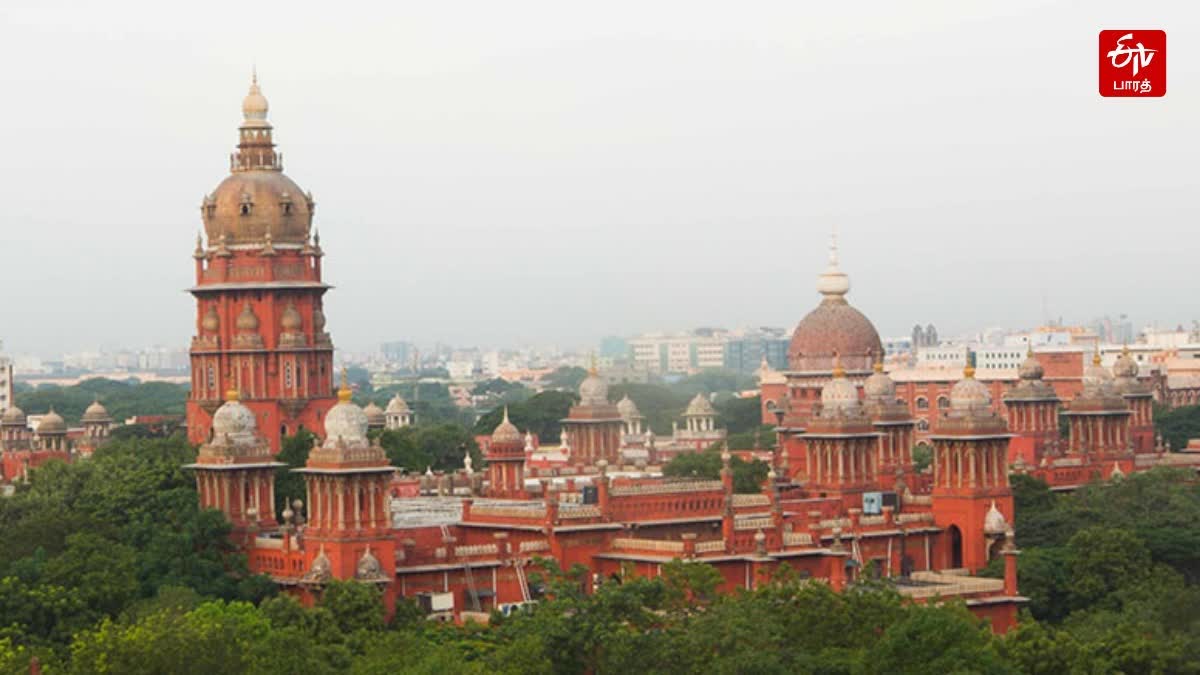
[{"xmin": 815, "ymin": 227, "xmax": 850, "ymax": 299}]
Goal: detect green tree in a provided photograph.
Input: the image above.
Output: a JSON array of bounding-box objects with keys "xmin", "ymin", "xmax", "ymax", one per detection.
[
  {"xmin": 662, "ymin": 447, "xmax": 769, "ymax": 493},
  {"xmin": 474, "ymin": 391, "xmax": 577, "ymax": 444},
  {"xmin": 540, "ymin": 366, "xmax": 588, "ymax": 392}
]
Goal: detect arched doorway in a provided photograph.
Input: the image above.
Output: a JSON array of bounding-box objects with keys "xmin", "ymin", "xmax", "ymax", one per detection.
[{"xmin": 947, "ymin": 525, "xmax": 963, "ymax": 569}]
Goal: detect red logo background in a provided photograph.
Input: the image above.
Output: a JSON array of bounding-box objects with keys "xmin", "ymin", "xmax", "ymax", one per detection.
[{"xmin": 1099, "ymin": 30, "xmax": 1166, "ymax": 98}]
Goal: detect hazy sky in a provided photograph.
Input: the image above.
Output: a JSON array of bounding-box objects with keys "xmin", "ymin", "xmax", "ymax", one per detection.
[{"xmin": 1, "ymin": 1, "xmax": 1195, "ymax": 356}]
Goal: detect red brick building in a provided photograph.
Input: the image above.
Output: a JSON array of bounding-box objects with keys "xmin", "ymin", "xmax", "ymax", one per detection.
[{"xmin": 186, "ymin": 74, "xmax": 336, "ymax": 453}]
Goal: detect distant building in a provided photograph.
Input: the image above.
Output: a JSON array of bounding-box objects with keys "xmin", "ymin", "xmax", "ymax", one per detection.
[
  {"xmin": 629, "ymin": 331, "xmax": 728, "ymax": 374},
  {"xmin": 598, "ymin": 336, "xmax": 628, "ymax": 359},
  {"xmin": 912, "ymin": 323, "xmax": 938, "ymax": 349},
  {"xmin": 723, "ymin": 328, "xmax": 789, "ymax": 374},
  {"xmin": 0, "ymin": 345, "xmax": 12, "ymax": 414},
  {"xmin": 381, "ymin": 341, "xmax": 415, "ymax": 367}
]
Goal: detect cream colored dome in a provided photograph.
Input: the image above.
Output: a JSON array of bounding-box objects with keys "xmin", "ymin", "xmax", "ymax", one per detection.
[
  {"xmin": 685, "ymin": 393, "xmax": 716, "ymax": 416},
  {"xmin": 1081, "ymin": 353, "xmax": 1116, "ymax": 396},
  {"xmin": 579, "ymin": 371, "xmax": 609, "ymax": 406},
  {"xmin": 323, "ymin": 387, "xmax": 369, "ymax": 448},
  {"xmin": 37, "ymin": 409, "xmax": 67, "ymax": 434},
  {"xmin": 950, "ymin": 367, "xmax": 992, "ymax": 412},
  {"xmin": 242, "ymin": 73, "xmax": 269, "ymax": 121},
  {"xmin": 1113, "ymin": 348, "xmax": 1138, "ymax": 379},
  {"xmin": 2, "ymin": 405, "xmax": 26, "ymax": 425},
  {"xmin": 1018, "ymin": 352, "xmax": 1044, "ymax": 380},
  {"xmin": 820, "ymin": 372, "xmax": 861, "ymax": 416},
  {"xmin": 863, "ymin": 362, "xmax": 895, "ymax": 401},
  {"xmin": 617, "ymin": 395, "xmax": 640, "ymax": 419},
  {"xmin": 212, "ymin": 391, "xmax": 258, "ymax": 444},
  {"xmin": 385, "ymin": 394, "xmax": 410, "ymax": 414},
  {"xmin": 984, "ymin": 500, "xmax": 1008, "ymax": 535},
  {"xmin": 82, "ymin": 399, "xmax": 111, "ymax": 423}
]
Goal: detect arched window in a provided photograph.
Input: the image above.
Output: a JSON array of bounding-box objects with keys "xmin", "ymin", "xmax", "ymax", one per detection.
[
  {"xmin": 915, "ymin": 397, "xmax": 929, "ymax": 410},
  {"xmin": 937, "ymin": 395, "xmax": 950, "ymax": 409},
  {"xmin": 917, "ymin": 418, "xmax": 930, "ymax": 432}
]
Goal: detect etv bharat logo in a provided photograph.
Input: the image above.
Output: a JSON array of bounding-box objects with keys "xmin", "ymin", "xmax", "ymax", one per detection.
[{"xmin": 1100, "ymin": 30, "xmax": 1166, "ymax": 97}]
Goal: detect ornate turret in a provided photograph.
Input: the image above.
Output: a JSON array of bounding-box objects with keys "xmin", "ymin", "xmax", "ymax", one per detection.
[
  {"xmin": 487, "ymin": 407, "xmax": 527, "ymax": 498},
  {"xmin": 801, "ymin": 355, "xmax": 879, "ymax": 493},
  {"xmin": 1002, "ymin": 349, "xmax": 1061, "ymax": 467},
  {"xmin": 561, "ymin": 362, "xmax": 624, "ymax": 466},
  {"xmin": 861, "ymin": 355, "xmax": 917, "ymax": 477},
  {"xmin": 384, "ymin": 393, "xmax": 414, "ymax": 429},
  {"xmin": 187, "ymin": 72, "xmax": 336, "ymax": 454},
  {"xmin": 1064, "ymin": 350, "xmax": 1132, "ymax": 457}
]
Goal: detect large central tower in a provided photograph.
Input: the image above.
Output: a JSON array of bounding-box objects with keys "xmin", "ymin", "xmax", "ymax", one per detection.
[{"xmin": 187, "ymin": 75, "xmax": 336, "ymax": 452}]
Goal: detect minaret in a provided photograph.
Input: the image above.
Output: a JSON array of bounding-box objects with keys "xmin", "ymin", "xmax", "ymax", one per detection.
[
  {"xmin": 1001, "ymin": 349, "xmax": 1061, "ymax": 467},
  {"xmin": 184, "ymin": 389, "xmax": 285, "ymax": 544},
  {"xmin": 293, "ymin": 375, "xmax": 396, "ymax": 599},
  {"xmin": 930, "ymin": 360, "xmax": 1014, "ymax": 572},
  {"xmin": 187, "ymin": 73, "xmax": 336, "ymax": 453}
]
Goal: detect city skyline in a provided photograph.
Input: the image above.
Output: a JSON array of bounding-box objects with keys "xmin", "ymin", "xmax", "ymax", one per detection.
[{"xmin": 3, "ymin": 1, "xmax": 1198, "ymax": 356}]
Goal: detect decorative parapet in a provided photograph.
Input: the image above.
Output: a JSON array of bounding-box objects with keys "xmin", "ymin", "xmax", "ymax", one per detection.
[
  {"xmin": 895, "ymin": 512, "xmax": 935, "ymax": 525},
  {"xmin": 783, "ymin": 532, "xmax": 814, "ymax": 547},
  {"xmin": 434, "ymin": 547, "xmax": 448, "ymax": 559},
  {"xmin": 470, "ymin": 504, "xmax": 547, "ymax": 520},
  {"xmin": 695, "ymin": 540, "xmax": 727, "ymax": 554},
  {"xmin": 903, "ymin": 494, "xmax": 932, "ymax": 506},
  {"xmin": 859, "ymin": 515, "xmax": 887, "ymax": 526},
  {"xmin": 735, "ymin": 516, "xmax": 775, "ymax": 531},
  {"xmin": 610, "ymin": 480, "xmax": 723, "ymax": 497},
  {"xmin": 611, "ymin": 538, "xmax": 686, "ymax": 554},
  {"xmin": 818, "ymin": 517, "xmax": 852, "ymax": 529},
  {"xmin": 1051, "ymin": 456, "xmax": 1084, "ymax": 467},
  {"xmin": 732, "ymin": 494, "xmax": 770, "ymax": 508},
  {"xmin": 254, "ymin": 536, "xmax": 284, "ymax": 550},
  {"xmin": 897, "ymin": 571, "xmax": 1005, "ymax": 599},
  {"xmin": 558, "ymin": 505, "xmax": 603, "ymax": 519},
  {"xmin": 455, "ymin": 543, "xmax": 500, "ymax": 558},
  {"xmin": 519, "ymin": 540, "xmax": 550, "ymax": 553}
]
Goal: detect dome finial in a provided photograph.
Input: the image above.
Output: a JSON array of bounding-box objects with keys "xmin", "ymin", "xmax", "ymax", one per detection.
[
  {"xmin": 815, "ymin": 228, "xmax": 850, "ymax": 299},
  {"xmin": 1092, "ymin": 343, "xmax": 1102, "ymax": 366},
  {"xmin": 225, "ymin": 388, "xmax": 240, "ymax": 402},
  {"xmin": 337, "ymin": 368, "xmax": 352, "ymax": 402},
  {"xmin": 831, "ymin": 351, "xmax": 845, "ymax": 378},
  {"xmin": 963, "ymin": 349, "xmax": 976, "ymax": 379},
  {"xmin": 588, "ymin": 352, "xmax": 598, "ymax": 376},
  {"xmin": 872, "ymin": 350, "xmax": 883, "ymax": 373},
  {"xmin": 502, "ymin": 405, "xmax": 510, "ymax": 424}
]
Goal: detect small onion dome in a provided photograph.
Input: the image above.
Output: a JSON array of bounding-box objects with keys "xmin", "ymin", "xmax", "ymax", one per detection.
[
  {"xmin": 322, "ymin": 377, "xmax": 369, "ymax": 448},
  {"xmin": 1111, "ymin": 462, "xmax": 1126, "ymax": 479},
  {"xmin": 863, "ymin": 359, "xmax": 895, "ymax": 402},
  {"xmin": 236, "ymin": 302, "xmax": 259, "ymax": 331},
  {"xmin": 685, "ymin": 393, "xmax": 716, "ymax": 416},
  {"xmin": 363, "ymin": 402, "xmax": 385, "ymax": 427},
  {"xmin": 984, "ymin": 500, "xmax": 1008, "ymax": 536},
  {"xmin": 819, "ymin": 355, "xmax": 861, "ymax": 416},
  {"xmin": 201, "ymin": 306, "xmax": 220, "ymax": 333},
  {"xmin": 385, "ymin": 393, "xmax": 410, "ymax": 414},
  {"xmin": 950, "ymin": 365, "xmax": 992, "ymax": 412},
  {"xmin": 578, "ymin": 369, "xmax": 609, "ymax": 406},
  {"xmin": 303, "ymin": 546, "xmax": 332, "ymax": 583},
  {"xmin": 37, "ymin": 409, "xmax": 67, "ymax": 434},
  {"xmin": 280, "ymin": 302, "xmax": 302, "ymax": 331},
  {"xmin": 82, "ymin": 399, "xmax": 111, "ymax": 423},
  {"xmin": 1113, "ymin": 347, "xmax": 1138, "ymax": 379},
  {"xmin": 617, "ymin": 394, "xmax": 640, "ymax": 419},
  {"xmin": 355, "ymin": 545, "xmax": 387, "ymax": 581},
  {"xmin": 212, "ymin": 389, "xmax": 257, "ymax": 442},
  {"xmin": 1018, "ymin": 351, "xmax": 1044, "ymax": 381},
  {"xmin": 242, "ymin": 71, "xmax": 269, "ymax": 122},
  {"xmin": 2, "ymin": 405, "xmax": 27, "ymax": 425},
  {"xmin": 491, "ymin": 406, "xmax": 522, "ymax": 446}
]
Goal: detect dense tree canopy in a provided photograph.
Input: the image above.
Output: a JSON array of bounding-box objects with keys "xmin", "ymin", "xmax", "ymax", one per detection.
[
  {"xmin": 14, "ymin": 378, "xmax": 188, "ymax": 425},
  {"xmin": 662, "ymin": 447, "xmax": 769, "ymax": 493},
  {"xmin": 473, "ymin": 391, "xmax": 577, "ymax": 444}
]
